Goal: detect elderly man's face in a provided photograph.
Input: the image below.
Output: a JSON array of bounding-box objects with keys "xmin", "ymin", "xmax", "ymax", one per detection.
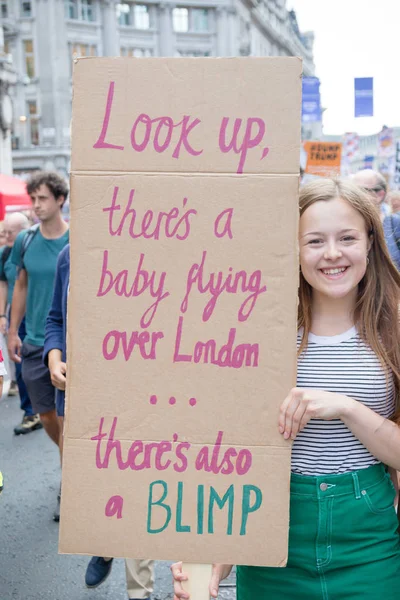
[
  {"xmin": 353, "ymin": 171, "xmax": 386, "ymax": 206},
  {"xmin": 3, "ymin": 220, "xmax": 22, "ymax": 246},
  {"xmin": 390, "ymin": 194, "xmax": 400, "ymax": 214}
]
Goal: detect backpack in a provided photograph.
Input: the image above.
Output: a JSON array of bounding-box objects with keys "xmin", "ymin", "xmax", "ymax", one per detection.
[{"xmin": 0, "ymin": 245, "xmax": 12, "ymax": 272}]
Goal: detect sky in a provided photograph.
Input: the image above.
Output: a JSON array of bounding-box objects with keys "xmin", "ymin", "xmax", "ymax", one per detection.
[{"xmin": 288, "ymin": 0, "xmax": 400, "ymax": 135}]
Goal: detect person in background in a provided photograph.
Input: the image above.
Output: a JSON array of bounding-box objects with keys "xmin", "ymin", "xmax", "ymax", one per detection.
[
  {"xmin": 388, "ymin": 191, "xmax": 400, "ymax": 214},
  {"xmin": 0, "ymin": 352, "xmax": 7, "ymax": 495},
  {"xmin": 353, "ymin": 169, "xmax": 400, "ymax": 269},
  {"xmin": 0, "ymin": 212, "xmax": 42, "ymax": 435},
  {"xmin": 0, "ymin": 224, "xmax": 7, "ymax": 248},
  {"xmin": 44, "ymin": 244, "xmax": 154, "ymax": 598},
  {"xmin": 8, "ymin": 171, "xmax": 69, "ymax": 521}
]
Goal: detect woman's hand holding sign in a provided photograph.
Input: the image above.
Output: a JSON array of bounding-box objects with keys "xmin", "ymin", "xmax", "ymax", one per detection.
[
  {"xmin": 278, "ymin": 388, "xmax": 354, "ymax": 440},
  {"xmin": 171, "ymin": 562, "xmax": 232, "ymax": 600}
]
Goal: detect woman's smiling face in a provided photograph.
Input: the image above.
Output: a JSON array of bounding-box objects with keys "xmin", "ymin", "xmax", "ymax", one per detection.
[{"xmin": 299, "ymin": 197, "xmax": 371, "ymax": 301}]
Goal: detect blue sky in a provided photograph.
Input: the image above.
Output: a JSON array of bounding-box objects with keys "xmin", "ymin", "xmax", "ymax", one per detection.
[{"xmin": 288, "ymin": 0, "xmax": 400, "ymax": 135}]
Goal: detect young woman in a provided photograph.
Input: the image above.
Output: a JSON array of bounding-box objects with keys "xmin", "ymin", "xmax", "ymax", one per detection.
[{"xmin": 172, "ymin": 178, "xmax": 400, "ymax": 599}]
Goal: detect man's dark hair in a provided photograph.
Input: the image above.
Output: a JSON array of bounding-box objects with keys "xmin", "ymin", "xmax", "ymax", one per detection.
[{"xmin": 26, "ymin": 171, "xmax": 69, "ymax": 206}]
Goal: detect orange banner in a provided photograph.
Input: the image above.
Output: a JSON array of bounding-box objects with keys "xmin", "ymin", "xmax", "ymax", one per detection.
[{"xmin": 304, "ymin": 141, "xmax": 342, "ymax": 177}]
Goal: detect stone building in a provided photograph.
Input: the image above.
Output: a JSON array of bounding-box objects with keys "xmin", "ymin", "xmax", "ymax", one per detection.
[
  {"xmin": 1, "ymin": 0, "xmax": 315, "ymax": 176},
  {"xmin": 0, "ymin": 23, "xmax": 16, "ymax": 174}
]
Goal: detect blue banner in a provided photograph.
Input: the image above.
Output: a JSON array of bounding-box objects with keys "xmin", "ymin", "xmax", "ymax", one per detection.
[
  {"xmin": 363, "ymin": 155, "xmax": 374, "ymax": 169},
  {"xmin": 302, "ymin": 77, "xmax": 321, "ymax": 122},
  {"xmin": 354, "ymin": 78, "xmax": 373, "ymax": 117}
]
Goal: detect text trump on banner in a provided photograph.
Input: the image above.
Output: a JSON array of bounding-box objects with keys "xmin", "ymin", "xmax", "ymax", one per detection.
[{"xmin": 304, "ymin": 141, "xmax": 342, "ymax": 178}]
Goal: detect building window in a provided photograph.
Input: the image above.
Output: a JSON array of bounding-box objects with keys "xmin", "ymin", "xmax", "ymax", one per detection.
[
  {"xmin": 173, "ymin": 7, "xmax": 188, "ymax": 32},
  {"xmin": 121, "ymin": 47, "xmax": 153, "ymax": 57},
  {"xmin": 71, "ymin": 42, "xmax": 97, "ymax": 59},
  {"xmin": 133, "ymin": 4, "xmax": 149, "ymax": 29},
  {"xmin": 177, "ymin": 50, "xmax": 211, "ymax": 57},
  {"xmin": 23, "ymin": 40, "xmax": 35, "ymax": 78},
  {"xmin": 116, "ymin": 2, "xmax": 130, "ymax": 25},
  {"xmin": 192, "ymin": 8, "xmax": 209, "ymax": 32},
  {"xmin": 70, "ymin": 43, "xmax": 97, "ymax": 75},
  {"xmin": 1, "ymin": 1, "xmax": 8, "ymax": 18},
  {"xmin": 65, "ymin": 0, "xmax": 78, "ymax": 19},
  {"xmin": 27, "ymin": 100, "xmax": 39, "ymax": 146},
  {"xmin": 81, "ymin": 0, "xmax": 95, "ymax": 22},
  {"xmin": 20, "ymin": 0, "xmax": 32, "ymax": 17}
]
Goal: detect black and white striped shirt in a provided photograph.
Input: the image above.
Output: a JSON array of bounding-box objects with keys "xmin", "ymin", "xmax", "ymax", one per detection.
[{"xmin": 292, "ymin": 327, "xmax": 395, "ymax": 475}]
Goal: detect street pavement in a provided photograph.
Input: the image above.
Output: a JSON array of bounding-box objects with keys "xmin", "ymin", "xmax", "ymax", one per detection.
[{"xmin": 0, "ymin": 392, "xmax": 236, "ymax": 600}]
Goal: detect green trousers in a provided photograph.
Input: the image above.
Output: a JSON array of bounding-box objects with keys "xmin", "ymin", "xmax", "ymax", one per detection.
[{"xmin": 237, "ymin": 464, "xmax": 400, "ymax": 599}]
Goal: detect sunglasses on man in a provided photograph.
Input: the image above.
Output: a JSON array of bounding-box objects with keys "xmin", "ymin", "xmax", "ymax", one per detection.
[{"xmin": 363, "ymin": 185, "xmax": 384, "ymax": 193}]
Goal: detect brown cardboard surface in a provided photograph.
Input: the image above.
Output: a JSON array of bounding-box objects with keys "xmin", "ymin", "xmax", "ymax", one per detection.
[{"xmin": 61, "ymin": 57, "xmax": 300, "ymax": 567}]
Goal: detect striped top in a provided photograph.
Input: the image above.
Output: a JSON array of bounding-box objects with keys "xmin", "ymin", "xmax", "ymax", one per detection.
[{"xmin": 292, "ymin": 327, "xmax": 395, "ymax": 475}]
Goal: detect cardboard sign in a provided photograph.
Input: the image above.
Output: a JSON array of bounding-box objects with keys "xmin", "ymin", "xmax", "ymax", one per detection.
[
  {"xmin": 60, "ymin": 58, "xmax": 300, "ymax": 567},
  {"xmin": 304, "ymin": 141, "xmax": 342, "ymax": 178}
]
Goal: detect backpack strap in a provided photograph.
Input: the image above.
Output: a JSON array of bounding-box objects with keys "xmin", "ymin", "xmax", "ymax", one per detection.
[
  {"xmin": 20, "ymin": 223, "xmax": 40, "ymax": 269},
  {"xmin": 0, "ymin": 245, "xmax": 12, "ymax": 279}
]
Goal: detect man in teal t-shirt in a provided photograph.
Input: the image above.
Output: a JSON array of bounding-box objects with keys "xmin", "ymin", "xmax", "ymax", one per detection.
[{"xmin": 8, "ymin": 171, "xmax": 69, "ymax": 521}]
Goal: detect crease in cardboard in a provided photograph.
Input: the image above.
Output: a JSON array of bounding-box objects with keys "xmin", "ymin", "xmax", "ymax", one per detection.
[
  {"xmin": 65, "ymin": 437, "xmax": 291, "ymax": 450},
  {"xmin": 70, "ymin": 171, "xmax": 300, "ymax": 177}
]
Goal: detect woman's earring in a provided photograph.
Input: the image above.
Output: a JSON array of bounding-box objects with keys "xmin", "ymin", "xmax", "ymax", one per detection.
[{"xmin": 366, "ymin": 256, "xmax": 370, "ymax": 265}]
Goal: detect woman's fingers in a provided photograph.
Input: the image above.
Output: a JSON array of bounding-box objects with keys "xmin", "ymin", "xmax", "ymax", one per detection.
[
  {"xmin": 279, "ymin": 388, "xmax": 304, "ymax": 439},
  {"xmin": 171, "ymin": 562, "xmax": 189, "ymax": 599},
  {"xmin": 209, "ymin": 567, "xmax": 221, "ymax": 598},
  {"xmin": 278, "ymin": 392, "xmax": 291, "ymax": 433}
]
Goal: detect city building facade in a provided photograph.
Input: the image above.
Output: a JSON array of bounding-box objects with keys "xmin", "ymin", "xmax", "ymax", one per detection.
[
  {"xmin": 0, "ymin": 23, "xmax": 16, "ymax": 174},
  {"xmin": 1, "ymin": 0, "xmax": 315, "ymax": 176}
]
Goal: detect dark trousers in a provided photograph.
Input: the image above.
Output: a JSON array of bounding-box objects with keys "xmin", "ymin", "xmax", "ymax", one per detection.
[{"xmin": 16, "ymin": 318, "xmax": 33, "ymax": 417}]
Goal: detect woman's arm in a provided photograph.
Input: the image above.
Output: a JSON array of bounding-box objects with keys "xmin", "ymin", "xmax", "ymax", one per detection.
[
  {"xmin": 341, "ymin": 399, "xmax": 400, "ymax": 471},
  {"xmin": 279, "ymin": 388, "xmax": 400, "ymax": 471}
]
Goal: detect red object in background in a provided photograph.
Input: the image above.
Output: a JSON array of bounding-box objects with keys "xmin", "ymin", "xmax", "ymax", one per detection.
[{"xmin": 0, "ymin": 173, "xmax": 31, "ymax": 220}]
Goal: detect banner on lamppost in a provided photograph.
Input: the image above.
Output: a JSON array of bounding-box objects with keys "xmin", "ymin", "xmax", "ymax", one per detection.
[
  {"xmin": 391, "ymin": 141, "xmax": 400, "ymax": 190},
  {"xmin": 354, "ymin": 78, "xmax": 373, "ymax": 117},
  {"xmin": 378, "ymin": 126, "xmax": 394, "ymax": 157},
  {"xmin": 302, "ymin": 76, "xmax": 321, "ymax": 122}
]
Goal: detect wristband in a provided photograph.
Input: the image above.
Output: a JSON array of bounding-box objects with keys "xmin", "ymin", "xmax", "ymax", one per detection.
[{"xmin": 0, "ymin": 315, "xmax": 6, "ymax": 319}]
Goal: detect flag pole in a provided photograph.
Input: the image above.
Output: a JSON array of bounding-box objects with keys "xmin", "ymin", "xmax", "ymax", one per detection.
[{"xmin": 181, "ymin": 563, "xmax": 212, "ymax": 600}]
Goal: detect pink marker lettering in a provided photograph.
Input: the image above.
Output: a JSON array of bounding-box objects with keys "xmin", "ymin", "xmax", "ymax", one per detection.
[
  {"xmin": 214, "ymin": 208, "xmax": 234, "ymax": 239},
  {"xmin": 91, "ymin": 417, "xmax": 129, "ymax": 469},
  {"xmin": 194, "ymin": 431, "xmax": 253, "ymax": 475},
  {"xmin": 97, "ymin": 250, "xmax": 169, "ymax": 328},
  {"xmin": 173, "ymin": 316, "xmax": 259, "ymax": 368},
  {"xmin": 130, "ymin": 113, "xmax": 152, "ymax": 152},
  {"xmin": 172, "ymin": 115, "xmax": 203, "ymax": 159},
  {"xmin": 103, "ymin": 187, "xmax": 197, "ymax": 241},
  {"xmin": 219, "ymin": 116, "xmax": 268, "ymax": 174},
  {"xmin": 129, "ymin": 113, "xmax": 203, "ymax": 159},
  {"xmin": 180, "ymin": 251, "xmax": 266, "ymax": 321},
  {"xmin": 105, "ymin": 495, "xmax": 124, "ymax": 519},
  {"xmin": 93, "ymin": 81, "xmax": 124, "ymax": 150},
  {"xmin": 102, "ymin": 329, "xmax": 164, "ymax": 361}
]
